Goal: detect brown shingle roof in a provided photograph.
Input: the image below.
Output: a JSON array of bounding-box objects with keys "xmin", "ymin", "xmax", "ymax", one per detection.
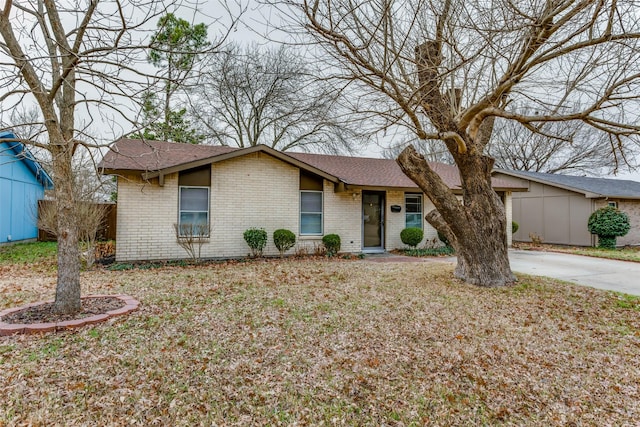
[
  {"xmin": 99, "ymin": 138, "xmax": 235, "ymax": 172},
  {"xmin": 287, "ymin": 152, "xmax": 461, "ymax": 188},
  {"xmin": 99, "ymin": 139, "xmax": 524, "ymax": 190}
]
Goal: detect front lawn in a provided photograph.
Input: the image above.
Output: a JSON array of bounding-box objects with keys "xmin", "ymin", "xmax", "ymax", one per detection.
[
  {"xmin": 0, "ymin": 241, "xmax": 57, "ymax": 265},
  {"xmin": 558, "ymin": 246, "xmax": 640, "ymax": 262},
  {"xmin": 1, "ymin": 259, "xmax": 639, "ymax": 425}
]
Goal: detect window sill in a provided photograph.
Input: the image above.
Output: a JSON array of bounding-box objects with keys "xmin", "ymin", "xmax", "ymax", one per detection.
[
  {"xmin": 299, "ymin": 235, "xmax": 323, "ymax": 240},
  {"xmin": 176, "ymin": 237, "xmax": 211, "ymax": 240}
]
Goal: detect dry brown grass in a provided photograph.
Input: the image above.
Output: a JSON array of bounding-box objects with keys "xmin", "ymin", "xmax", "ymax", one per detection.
[{"xmin": 1, "ymin": 259, "xmax": 639, "ymax": 426}]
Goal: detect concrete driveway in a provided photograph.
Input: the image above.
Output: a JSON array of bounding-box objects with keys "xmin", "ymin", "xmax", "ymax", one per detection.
[{"xmin": 509, "ymin": 250, "xmax": 640, "ymax": 296}]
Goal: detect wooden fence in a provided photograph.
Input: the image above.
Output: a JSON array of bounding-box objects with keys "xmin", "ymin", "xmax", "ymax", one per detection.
[{"xmin": 37, "ymin": 201, "xmax": 117, "ymax": 242}]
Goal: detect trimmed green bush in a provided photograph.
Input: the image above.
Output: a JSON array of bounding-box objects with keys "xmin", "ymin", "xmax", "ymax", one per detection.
[
  {"xmin": 273, "ymin": 229, "xmax": 296, "ymax": 257},
  {"xmin": 400, "ymin": 227, "xmax": 424, "ymax": 248},
  {"xmin": 512, "ymin": 221, "xmax": 519, "ymax": 234},
  {"xmin": 587, "ymin": 206, "xmax": 630, "ymax": 249},
  {"xmin": 243, "ymin": 227, "xmax": 268, "ymax": 257},
  {"xmin": 322, "ymin": 234, "xmax": 341, "ymax": 256}
]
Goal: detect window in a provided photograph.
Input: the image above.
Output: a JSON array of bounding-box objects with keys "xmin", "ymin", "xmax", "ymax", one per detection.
[
  {"xmin": 405, "ymin": 194, "xmax": 423, "ymax": 229},
  {"xmin": 178, "ymin": 186, "xmax": 210, "ymax": 236},
  {"xmin": 608, "ymin": 201, "xmax": 618, "ymax": 208},
  {"xmin": 301, "ymin": 191, "xmax": 323, "ymax": 235}
]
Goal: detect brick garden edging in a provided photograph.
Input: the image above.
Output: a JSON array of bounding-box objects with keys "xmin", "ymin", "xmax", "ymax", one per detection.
[{"xmin": 0, "ymin": 295, "xmax": 140, "ymax": 336}]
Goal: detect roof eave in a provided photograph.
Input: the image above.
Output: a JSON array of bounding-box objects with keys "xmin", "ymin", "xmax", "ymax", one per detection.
[
  {"xmin": 586, "ymin": 194, "xmax": 640, "ymax": 200},
  {"xmin": 493, "ymin": 169, "xmax": 592, "ymax": 197},
  {"xmin": 1, "ymin": 133, "xmax": 54, "ymax": 189},
  {"xmin": 493, "ymin": 186, "xmax": 529, "ymax": 192},
  {"xmin": 139, "ymin": 144, "xmax": 342, "ymax": 185}
]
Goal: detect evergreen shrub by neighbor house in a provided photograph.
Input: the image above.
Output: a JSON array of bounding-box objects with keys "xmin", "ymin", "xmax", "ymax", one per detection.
[
  {"xmin": 273, "ymin": 229, "xmax": 296, "ymax": 257},
  {"xmin": 322, "ymin": 234, "xmax": 341, "ymax": 256},
  {"xmin": 512, "ymin": 221, "xmax": 519, "ymax": 234},
  {"xmin": 243, "ymin": 228, "xmax": 268, "ymax": 257},
  {"xmin": 587, "ymin": 206, "xmax": 630, "ymax": 249},
  {"xmin": 400, "ymin": 227, "xmax": 424, "ymax": 248}
]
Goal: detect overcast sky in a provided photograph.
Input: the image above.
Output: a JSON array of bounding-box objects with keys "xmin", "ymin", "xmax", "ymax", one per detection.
[{"xmin": 4, "ymin": 0, "xmax": 638, "ymax": 181}]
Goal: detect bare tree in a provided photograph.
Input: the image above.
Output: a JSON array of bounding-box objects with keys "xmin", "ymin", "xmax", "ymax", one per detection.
[
  {"xmin": 488, "ymin": 116, "xmax": 632, "ymax": 175},
  {"xmin": 383, "ymin": 112, "xmax": 628, "ymax": 175},
  {"xmin": 0, "ymin": 0, "xmax": 236, "ymax": 313},
  {"xmin": 189, "ymin": 43, "xmax": 364, "ymax": 153},
  {"xmin": 173, "ymin": 223, "xmax": 210, "ymax": 263},
  {"xmin": 272, "ymin": 0, "xmax": 640, "ymax": 286},
  {"xmin": 383, "ymin": 136, "xmax": 454, "ymax": 164},
  {"xmin": 39, "ymin": 200, "xmax": 108, "ymax": 268}
]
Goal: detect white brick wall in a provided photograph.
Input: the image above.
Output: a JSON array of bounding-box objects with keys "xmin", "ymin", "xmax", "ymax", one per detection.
[
  {"xmin": 316, "ymin": 182, "xmax": 361, "ymax": 253},
  {"xmin": 115, "ymin": 173, "xmax": 181, "ymax": 261},
  {"xmin": 209, "ymin": 152, "xmax": 299, "ymax": 257},
  {"xmin": 117, "ymin": 152, "xmax": 300, "ymax": 261},
  {"xmin": 115, "ymin": 153, "xmax": 517, "ymax": 261}
]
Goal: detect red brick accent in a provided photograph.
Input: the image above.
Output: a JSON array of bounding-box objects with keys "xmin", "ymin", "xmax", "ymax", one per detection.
[{"xmin": 0, "ymin": 295, "xmax": 140, "ymax": 336}]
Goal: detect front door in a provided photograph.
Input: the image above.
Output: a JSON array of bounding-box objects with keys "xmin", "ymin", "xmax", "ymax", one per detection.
[{"xmin": 362, "ymin": 191, "xmax": 385, "ymax": 252}]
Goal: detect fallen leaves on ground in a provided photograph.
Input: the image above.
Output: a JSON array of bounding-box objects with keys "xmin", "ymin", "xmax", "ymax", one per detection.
[{"xmin": 1, "ymin": 259, "xmax": 639, "ymax": 426}]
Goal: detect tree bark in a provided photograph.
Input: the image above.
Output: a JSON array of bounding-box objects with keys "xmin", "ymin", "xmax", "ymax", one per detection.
[
  {"xmin": 52, "ymin": 146, "xmax": 81, "ymax": 313},
  {"xmin": 398, "ymin": 146, "xmax": 516, "ymax": 287},
  {"xmin": 402, "ymin": 40, "xmax": 516, "ymax": 287}
]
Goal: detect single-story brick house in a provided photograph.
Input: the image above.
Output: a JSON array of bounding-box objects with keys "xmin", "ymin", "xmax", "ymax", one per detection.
[
  {"xmin": 493, "ymin": 169, "xmax": 640, "ymax": 246},
  {"xmin": 0, "ymin": 131, "xmax": 54, "ymax": 244},
  {"xmin": 99, "ymin": 139, "xmax": 524, "ymax": 261}
]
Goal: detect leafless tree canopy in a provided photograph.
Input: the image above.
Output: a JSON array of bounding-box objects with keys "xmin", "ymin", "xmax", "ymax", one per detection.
[
  {"xmin": 488, "ymin": 117, "xmax": 627, "ymax": 174},
  {"xmin": 189, "ymin": 43, "xmax": 365, "ymax": 153},
  {"xmin": 274, "ymin": 0, "xmax": 640, "ymax": 162},
  {"xmin": 386, "ymin": 118, "xmax": 631, "ymax": 174}
]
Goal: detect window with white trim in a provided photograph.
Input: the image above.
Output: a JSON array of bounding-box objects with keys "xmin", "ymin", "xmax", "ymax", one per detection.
[
  {"xmin": 300, "ymin": 190, "xmax": 323, "ymax": 235},
  {"xmin": 608, "ymin": 201, "xmax": 618, "ymax": 208},
  {"xmin": 178, "ymin": 186, "xmax": 210, "ymax": 236},
  {"xmin": 405, "ymin": 194, "xmax": 423, "ymax": 229}
]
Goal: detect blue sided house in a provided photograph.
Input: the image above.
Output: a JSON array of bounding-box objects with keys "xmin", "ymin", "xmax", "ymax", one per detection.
[{"xmin": 0, "ymin": 131, "xmax": 54, "ymax": 244}]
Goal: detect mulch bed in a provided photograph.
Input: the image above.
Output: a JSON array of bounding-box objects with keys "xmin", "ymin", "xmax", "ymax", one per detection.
[{"xmin": 1, "ymin": 297, "xmax": 125, "ymax": 324}]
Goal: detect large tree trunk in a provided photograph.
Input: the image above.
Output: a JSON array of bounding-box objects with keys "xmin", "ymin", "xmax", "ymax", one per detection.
[
  {"xmin": 52, "ymin": 147, "xmax": 81, "ymax": 314},
  {"xmin": 398, "ymin": 146, "xmax": 516, "ymax": 287}
]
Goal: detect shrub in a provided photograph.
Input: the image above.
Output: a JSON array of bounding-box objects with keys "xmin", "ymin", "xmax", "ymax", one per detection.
[
  {"xmin": 405, "ymin": 246, "xmax": 455, "ymax": 257},
  {"xmin": 273, "ymin": 229, "xmax": 296, "ymax": 257},
  {"xmin": 400, "ymin": 227, "xmax": 424, "ymax": 248},
  {"xmin": 437, "ymin": 230, "xmax": 450, "ymax": 247},
  {"xmin": 588, "ymin": 206, "xmax": 630, "ymax": 249},
  {"xmin": 512, "ymin": 221, "xmax": 519, "ymax": 234},
  {"xmin": 174, "ymin": 223, "xmax": 210, "ymax": 263},
  {"xmin": 322, "ymin": 234, "xmax": 341, "ymax": 256},
  {"xmin": 243, "ymin": 227, "xmax": 268, "ymax": 257}
]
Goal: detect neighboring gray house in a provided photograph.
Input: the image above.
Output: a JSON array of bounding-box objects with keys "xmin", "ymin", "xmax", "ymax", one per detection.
[{"xmin": 494, "ymin": 169, "xmax": 640, "ymax": 247}]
